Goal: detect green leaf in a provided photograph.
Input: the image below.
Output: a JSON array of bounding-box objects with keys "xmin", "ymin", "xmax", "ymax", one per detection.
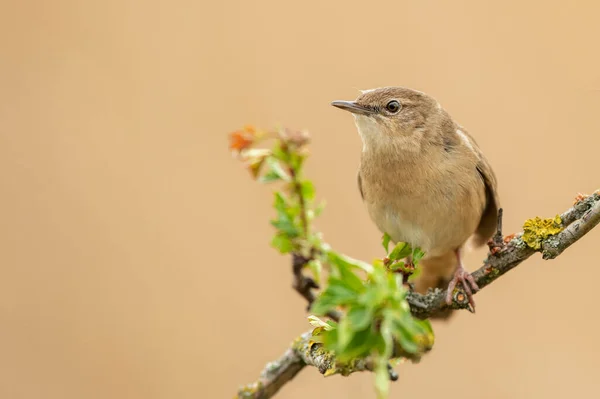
[
  {"xmin": 326, "ymin": 250, "xmax": 373, "ymax": 274},
  {"xmin": 336, "ymin": 262, "xmax": 365, "ymax": 294},
  {"xmin": 335, "ymin": 327, "xmax": 375, "ymax": 361},
  {"xmin": 259, "ymin": 169, "xmax": 282, "ymax": 183},
  {"xmin": 307, "ymin": 258, "xmax": 322, "ymax": 285},
  {"xmin": 380, "ymin": 316, "xmax": 395, "ymax": 357},
  {"xmin": 387, "ymin": 261, "xmax": 405, "ymax": 272},
  {"xmin": 273, "ymin": 192, "xmax": 288, "ymax": 212},
  {"xmin": 271, "ymin": 233, "xmax": 294, "ymax": 253},
  {"xmin": 314, "ymin": 200, "xmax": 326, "ymax": 217},
  {"xmin": 259, "ymin": 157, "xmax": 290, "ymax": 182},
  {"xmin": 412, "ymin": 247, "xmax": 425, "ymax": 265},
  {"xmin": 417, "ymin": 318, "xmax": 433, "ymax": 335},
  {"xmin": 336, "ymin": 317, "xmax": 356, "ymax": 352},
  {"xmin": 300, "ymin": 180, "xmax": 315, "ymax": 202},
  {"xmin": 310, "ymin": 294, "xmax": 337, "ymax": 316},
  {"xmin": 326, "ymin": 320, "xmax": 338, "ymax": 330},
  {"xmin": 382, "ymin": 233, "xmax": 391, "ymax": 253},
  {"xmin": 308, "ymin": 315, "xmax": 336, "ymax": 330},
  {"xmin": 359, "ymin": 284, "xmax": 385, "ymax": 309},
  {"xmin": 288, "ymin": 152, "xmax": 305, "ymax": 172},
  {"xmin": 271, "ymin": 141, "xmax": 288, "ymax": 162},
  {"xmin": 346, "ymin": 305, "xmax": 373, "ymax": 330},
  {"xmin": 326, "ymin": 278, "xmax": 361, "ymax": 300},
  {"xmin": 392, "ymin": 316, "xmax": 420, "ymax": 354},
  {"xmin": 310, "ymin": 280, "xmax": 357, "ymax": 315},
  {"xmin": 388, "ymin": 242, "xmax": 412, "ymax": 261},
  {"xmin": 374, "ymin": 356, "xmax": 390, "ymax": 399},
  {"xmin": 270, "ymin": 218, "xmax": 300, "ymax": 237}
]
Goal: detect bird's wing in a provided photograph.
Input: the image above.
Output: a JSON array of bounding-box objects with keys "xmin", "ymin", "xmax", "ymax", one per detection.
[
  {"xmin": 357, "ymin": 171, "xmax": 364, "ymax": 200},
  {"xmin": 461, "ymin": 128, "xmax": 500, "ymax": 246}
]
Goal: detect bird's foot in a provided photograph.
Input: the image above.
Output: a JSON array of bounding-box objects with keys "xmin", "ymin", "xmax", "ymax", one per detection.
[{"xmin": 445, "ymin": 266, "xmax": 479, "ymax": 311}]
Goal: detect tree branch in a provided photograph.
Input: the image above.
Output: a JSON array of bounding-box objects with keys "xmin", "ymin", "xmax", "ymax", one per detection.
[
  {"xmin": 238, "ymin": 331, "xmax": 418, "ymax": 399},
  {"xmin": 238, "ymin": 192, "xmax": 599, "ymax": 398},
  {"xmin": 407, "ymin": 192, "xmax": 600, "ymax": 319},
  {"xmin": 292, "ymin": 254, "xmax": 342, "ymax": 321},
  {"xmin": 237, "ymin": 343, "xmax": 306, "ymax": 399}
]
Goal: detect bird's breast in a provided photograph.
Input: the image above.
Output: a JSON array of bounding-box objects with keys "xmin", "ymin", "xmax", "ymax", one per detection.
[{"xmin": 359, "ymin": 153, "xmax": 486, "ymax": 255}]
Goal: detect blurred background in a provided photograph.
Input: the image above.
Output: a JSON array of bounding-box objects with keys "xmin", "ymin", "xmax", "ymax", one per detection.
[{"xmin": 1, "ymin": 1, "xmax": 599, "ymax": 398}]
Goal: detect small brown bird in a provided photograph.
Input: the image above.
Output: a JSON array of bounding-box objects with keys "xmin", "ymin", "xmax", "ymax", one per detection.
[{"xmin": 331, "ymin": 87, "xmax": 499, "ymax": 310}]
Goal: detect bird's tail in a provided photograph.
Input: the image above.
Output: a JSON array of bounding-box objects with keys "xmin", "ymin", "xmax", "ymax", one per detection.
[{"xmin": 411, "ymin": 251, "xmax": 459, "ymax": 320}]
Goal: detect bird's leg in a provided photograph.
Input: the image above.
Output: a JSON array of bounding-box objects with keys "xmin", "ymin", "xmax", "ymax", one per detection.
[{"xmin": 445, "ymin": 249, "xmax": 479, "ymax": 310}]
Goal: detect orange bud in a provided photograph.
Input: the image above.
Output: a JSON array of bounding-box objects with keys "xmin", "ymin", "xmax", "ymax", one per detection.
[{"xmin": 229, "ymin": 129, "xmax": 255, "ymax": 153}]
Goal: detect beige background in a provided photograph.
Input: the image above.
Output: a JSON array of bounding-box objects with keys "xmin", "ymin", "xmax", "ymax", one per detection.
[{"xmin": 1, "ymin": 1, "xmax": 599, "ymax": 398}]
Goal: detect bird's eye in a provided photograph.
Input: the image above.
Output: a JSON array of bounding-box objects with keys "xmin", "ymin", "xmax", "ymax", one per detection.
[{"xmin": 385, "ymin": 100, "xmax": 401, "ymax": 113}]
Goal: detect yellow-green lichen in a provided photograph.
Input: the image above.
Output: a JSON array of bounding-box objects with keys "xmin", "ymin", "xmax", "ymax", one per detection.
[
  {"xmin": 237, "ymin": 382, "xmax": 262, "ymax": 398},
  {"xmin": 522, "ymin": 215, "xmax": 563, "ymax": 250}
]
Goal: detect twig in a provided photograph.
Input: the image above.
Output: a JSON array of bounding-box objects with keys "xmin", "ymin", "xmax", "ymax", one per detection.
[
  {"xmin": 292, "ymin": 253, "xmax": 342, "ymax": 321},
  {"xmin": 488, "ymin": 208, "xmax": 504, "ymax": 252},
  {"xmin": 237, "ymin": 344, "xmax": 306, "ymax": 399},
  {"xmin": 407, "ymin": 192, "xmax": 600, "ymax": 319}
]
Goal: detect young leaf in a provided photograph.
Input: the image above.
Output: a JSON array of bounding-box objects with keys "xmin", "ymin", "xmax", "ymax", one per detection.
[
  {"xmin": 412, "ymin": 247, "xmax": 426, "ymax": 265},
  {"xmin": 310, "ymin": 294, "xmax": 339, "ymax": 316},
  {"xmin": 307, "ymin": 258, "xmax": 322, "ymax": 285},
  {"xmin": 374, "ymin": 355, "xmax": 390, "ymax": 399},
  {"xmin": 300, "ymin": 180, "xmax": 315, "ymax": 202},
  {"xmin": 326, "ymin": 319, "xmax": 338, "ymax": 330},
  {"xmin": 308, "ymin": 315, "xmax": 336, "ymax": 330},
  {"xmin": 310, "ymin": 280, "xmax": 357, "ymax": 315},
  {"xmin": 389, "ymin": 242, "xmax": 412, "ymax": 261},
  {"xmin": 270, "ymin": 141, "xmax": 288, "ymax": 162},
  {"xmin": 382, "ymin": 233, "xmax": 392, "ymax": 253},
  {"xmin": 273, "ymin": 192, "xmax": 288, "ymax": 212},
  {"xmin": 288, "ymin": 152, "xmax": 305, "ymax": 172},
  {"xmin": 394, "ymin": 321, "xmax": 420, "ymax": 354},
  {"xmin": 260, "ymin": 157, "xmax": 290, "ymax": 182},
  {"xmin": 314, "ymin": 200, "xmax": 326, "ymax": 217},
  {"xmin": 336, "ymin": 317, "xmax": 356, "ymax": 352},
  {"xmin": 271, "ymin": 233, "xmax": 294, "ymax": 253},
  {"xmin": 335, "ymin": 260, "xmax": 366, "ymax": 294},
  {"xmin": 326, "ymin": 250, "xmax": 373, "ymax": 274},
  {"xmin": 387, "ymin": 261, "xmax": 405, "ymax": 272},
  {"xmin": 259, "ymin": 169, "xmax": 283, "ymax": 183},
  {"xmin": 326, "ymin": 278, "xmax": 362, "ymax": 299},
  {"xmin": 270, "ymin": 218, "xmax": 300, "ymax": 237},
  {"xmin": 335, "ymin": 327, "xmax": 375, "ymax": 361},
  {"xmin": 346, "ymin": 305, "xmax": 373, "ymax": 330}
]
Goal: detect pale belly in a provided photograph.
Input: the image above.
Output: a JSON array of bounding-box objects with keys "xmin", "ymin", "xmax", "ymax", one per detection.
[{"xmin": 363, "ymin": 178, "xmax": 485, "ymax": 257}]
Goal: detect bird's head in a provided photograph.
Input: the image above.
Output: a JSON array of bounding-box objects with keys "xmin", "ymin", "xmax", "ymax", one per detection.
[{"xmin": 332, "ymin": 87, "xmax": 449, "ymax": 152}]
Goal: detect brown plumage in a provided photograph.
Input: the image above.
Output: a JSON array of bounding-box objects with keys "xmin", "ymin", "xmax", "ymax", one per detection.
[{"xmin": 332, "ymin": 87, "xmax": 499, "ymax": 311}]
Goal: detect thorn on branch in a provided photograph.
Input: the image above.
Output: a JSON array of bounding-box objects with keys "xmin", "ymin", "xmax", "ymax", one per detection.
[{"xmin": 488, "ymin": 208, "xmax": 505, "ymax": 254}]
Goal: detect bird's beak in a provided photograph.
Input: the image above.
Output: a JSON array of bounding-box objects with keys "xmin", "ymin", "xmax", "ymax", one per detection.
[{"xmin": 331, "ymin": 100, "xmax": 374, "ymax": 116}]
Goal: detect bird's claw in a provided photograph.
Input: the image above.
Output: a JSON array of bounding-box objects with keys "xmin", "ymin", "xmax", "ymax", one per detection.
[{"xmin": 445, "ymin": 267, "xmax": 479, "ymax": 311}]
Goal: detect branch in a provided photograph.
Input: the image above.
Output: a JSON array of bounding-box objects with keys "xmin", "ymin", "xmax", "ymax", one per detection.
[
  {"xmin": 292, "ymin": 254, "xmax": 342, "ymax": 321},
  {"xmin": 238, "ymin": 331, "xmax": 411, "ymax": 399},
  {"xmin": 407, "ymin": 192, "xmax": 600, "ymax": 319},
  {"xmin": 238, "ymin": 191, "xmax": 599, "ymax": 399},
  {"xmin": 237, "ymin": 341, "xmax": 306, "ymax": 399}
]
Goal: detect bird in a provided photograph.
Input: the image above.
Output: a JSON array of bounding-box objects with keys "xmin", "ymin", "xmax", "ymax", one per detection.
[{"xmin": 331, "ymin": 86, "xmax": 499, "ymax": 311}]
